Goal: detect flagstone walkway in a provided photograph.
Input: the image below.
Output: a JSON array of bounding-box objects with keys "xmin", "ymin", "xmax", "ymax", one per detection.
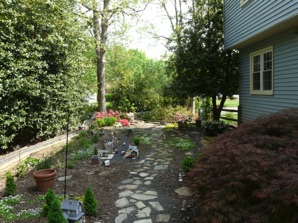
[{"xmin": 114, "ymin": 127, "xmax": 189, "ymax": 223}]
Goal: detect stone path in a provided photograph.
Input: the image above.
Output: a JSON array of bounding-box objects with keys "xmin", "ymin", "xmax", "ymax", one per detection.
[{"xmin": 114, "ymin": 127, "xmax": 176, "ymax": 223}]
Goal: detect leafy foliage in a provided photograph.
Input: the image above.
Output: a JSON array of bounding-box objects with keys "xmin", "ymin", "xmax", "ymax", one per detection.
[
  {"xmin": 181, "ymin": 157, "xmax": 195, "ymax": 172},
  {"xmin": 16, "ymin": 157, "xmax": 40, "ymax": 177},
  {"xmin": 84, "ymin": 187, "xmax": 98, "ymax": 216},
  {"xmin": 204, "ymin": 121, "xmax": 229, "ymax": 136},
  {"xmin": 107, "ymin": 46, "xmax": 169, "ymax": 112},
  {"xmin": 188, "ymin": 108, "xmax": 298, "ymax": 222},
  {"xmin": 5, "ymin": 172, "xmax": 16, "ymax": 196},
  {"xmin": 0, "ymin": 0, "xmax": 89, "ymax": 150},
  {"xmin": 47, "ymin": 197, "xmax": 67, "ymax": 223},
  {"xmin": 167, "ymin": 0, "xmax": 239, "ymax": 121},
  {"xmin": 41, "ymin": 189, "xmax": 56, "ymax": 217}
]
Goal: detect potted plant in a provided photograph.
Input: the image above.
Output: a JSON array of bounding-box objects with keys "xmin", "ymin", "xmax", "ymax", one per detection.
[
  {"xmin": 91, "ymin": 146, "xmax": 100, "ymax": 165},
  {"xmin": 33, "ymin": 157, "xmax": 56, "ymax": 192}
]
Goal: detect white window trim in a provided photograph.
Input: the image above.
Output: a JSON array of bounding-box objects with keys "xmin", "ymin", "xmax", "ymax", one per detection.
[
  {"xmin": 240, "ymin": 0, "xmax": 250, "ymax": 7},
  {"xmin": 250, "ymin": 46, "xmax": 274, "ymax": 95}
]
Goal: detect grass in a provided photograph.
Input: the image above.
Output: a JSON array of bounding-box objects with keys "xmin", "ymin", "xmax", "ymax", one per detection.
[
  {"xmin": 217, "ymin": 98, "xmax": 239, "ymax": 107},
  {"xmin": 165, "ymin": 138, "xmax": 196, "ymax": 151}
]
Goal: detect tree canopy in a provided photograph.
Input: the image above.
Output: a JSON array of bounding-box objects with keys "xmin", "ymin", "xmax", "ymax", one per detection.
[
  {"xmin": 167, "ymin": 0, "xmax": 239, "ymax": 120},
  {"xmin": 0, "ymin": 0, "xmax": 89, "ymax": 150}
]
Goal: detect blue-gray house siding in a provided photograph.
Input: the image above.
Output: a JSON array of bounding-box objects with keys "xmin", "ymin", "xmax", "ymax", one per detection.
[
  {"xmin": 239, "ymin": 29, "xmax": 298, "ymax": 122},
  {"xmin": 224, "ymin": 0, "xmax": 298, "ymax": 49},
  {"xmin": 224, "ymin": 0, "xmax": 298, "ymax": 123}
]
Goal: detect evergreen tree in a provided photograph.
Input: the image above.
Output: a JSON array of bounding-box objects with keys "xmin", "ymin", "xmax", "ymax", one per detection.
[
  {"xmin": 41, "ymin": 189, "xmax": 56, "ymax": 217},
  {"xmin": 5, "ymin": 171, "xmax": 16, "ymax": 196},
  {"xmin": 47, "ymin": 197, "xmax": 67, "ymax": 223},
  {"xmin": 83, "ymin": 186, "xmax": 97, "ymax": 216}
]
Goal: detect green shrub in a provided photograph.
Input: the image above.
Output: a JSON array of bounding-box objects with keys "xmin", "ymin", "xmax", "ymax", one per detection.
[
  {"xmin": 36, "ymin": 157, "xmax": 54, "ymax": 170},
  {"xmin": 133, "ymin": 137, "xmax": 140, "ymax": 146},
  {"xmin": 73, "ymin": 147, "xmax": 93, "ymax": 161},
  {"xmin": 5, "ymin": 172, "xmax": 16, "ymax": 196},
  {"xmin": 77, "ymin": 131, "xmax": 88, "ymax": 139},
  {"xmin": 151, "ymin": 105, "xmax": 189, "ymax": 122},
  {"xmin": 16, "ymin": 157, "xmax": 40, "ymax": 177},
  {"xmin": 66, "ymin": 160, "xmax": 75, "ymax": 169},
  {"xmin": 204, "ymin": 120, "xmax": 229, "ymax": 136},
  {"xmin": 41, "ymin": 189, "xmax": 56, "ymax": 217},
  {"xmin": 188, "ymin": 108, "xmax": 298, "ymax": 222},
  {"xmin": 181, "ymin": 157, "xmax": 195, "ymax": 172},
  {"xmin": 103, "ymin": 116, "xmax": 117, "ymax": 126},
  {"xmin": 95, "ymin": 118, "xmax": 105, "ymax": 127},
  {"xmin": 47, "ymin": 197, "xmax": 67, "ymax": 223},
  {"xmin": 83, "ymin": 187, "xmax": 97, "ymax": 216}
]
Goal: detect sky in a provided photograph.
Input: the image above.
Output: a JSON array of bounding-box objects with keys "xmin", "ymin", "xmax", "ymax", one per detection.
[{"xmin": 127, "ymin": 2, "xmax": 173, "ymax": 59}]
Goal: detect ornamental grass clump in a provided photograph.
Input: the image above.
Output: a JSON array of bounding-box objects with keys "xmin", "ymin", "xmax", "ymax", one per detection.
[{"xmin": 187, "ymin": 108, "xmax": 298, "ymax": 223}]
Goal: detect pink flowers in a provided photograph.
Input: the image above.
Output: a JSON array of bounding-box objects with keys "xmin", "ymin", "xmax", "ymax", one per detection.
[
  {"xmin": 95, "ymin": 109, "xmax": 121, "ymax": 120},
  {"xmin": 94, "ymin": 109, "xmax": 130, "ymax": 127},
  {"xmin": 117, "ymin": 119, "xmax": 130, "ymax": 126}
]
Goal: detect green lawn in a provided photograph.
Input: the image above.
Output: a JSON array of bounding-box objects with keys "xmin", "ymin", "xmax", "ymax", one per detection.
[{"xmin": 217, "ymin": 99, "xmax": 239, "ymax": 107}]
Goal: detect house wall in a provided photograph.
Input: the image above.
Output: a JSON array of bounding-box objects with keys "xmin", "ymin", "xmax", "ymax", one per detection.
[
  {"xmin": 239, "ymin": 28, "xmax": 298, "ymax": 122},
  {"xmin": 224, "ymin": 0, "xmax": 298, "ymax": 49}
]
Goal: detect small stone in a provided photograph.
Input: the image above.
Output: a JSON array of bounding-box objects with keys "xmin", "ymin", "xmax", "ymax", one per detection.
[
  {"xmin": 139, "ymin": 172, "xmax": 150, "ymax": 177},
  {"xmin": 121, "ymin": 179, "xmax": 134, "ymax": 184},
  {"xmin": 119, "ymin": 190, "xmax": 134, "ymax": 198},
  {"xmin": 115, "ymin": 213, "xmax": 127, "ymax": 223},
  {"xmin": 144, "ymin": 181, "xmax": 152, "ymax": 185},
  {"xmin": 135, "ymin": 201, "xmax": 146, "ymax": 209},
  {"xmin": 156, "ymin": 214, "xmax": 171, "ymax": 222},
  {"xmin": 115, "ymin": 197, "xmax": 129, "ymax": 208},
  {"xmin": 175, "ymin": 187, "xmax": 192, "ymax": 196},
  {"xmin": 131, "ymin": 193, "xmax": 157, "ymax": 201},
  {"xmin": 149, "ymin": 201, "xmax": 164, "ymax": 211},
  {"xmin": 136, "ymin": 207, "xmax": 151, "ymax": 218}
]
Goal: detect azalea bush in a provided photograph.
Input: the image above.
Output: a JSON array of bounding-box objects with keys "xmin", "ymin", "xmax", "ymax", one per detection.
[
  {"xmin": 188, "ymin": 108, "xmax": 298, "ymax": 222},
  {"xmin": 117, "ymin": 119, "xmax": 130, "ymax": 127}
]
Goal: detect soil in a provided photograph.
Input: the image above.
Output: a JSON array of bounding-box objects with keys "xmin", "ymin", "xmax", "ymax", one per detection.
[{"xmin": 0, "ymin": 125, "xmax": 202, "ymax": 223}]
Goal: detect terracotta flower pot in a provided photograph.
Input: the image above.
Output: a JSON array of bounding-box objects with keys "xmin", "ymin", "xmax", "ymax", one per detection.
[{"xmin": 33, "ymin": 169, "xmax": 57, "ymax": 192}]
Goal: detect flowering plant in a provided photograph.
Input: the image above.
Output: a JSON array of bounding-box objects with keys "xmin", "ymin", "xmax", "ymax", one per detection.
[
  {"xmin": 173, "ymin": 113, "xmax": 187, "ymax": 122},
  {"xmin": 94, "ymin": 109, "xmax": 121, "ymax": 119},
  {"xmin": 117, "ymin": 119, "xmax": 130, "ymax": 127}
]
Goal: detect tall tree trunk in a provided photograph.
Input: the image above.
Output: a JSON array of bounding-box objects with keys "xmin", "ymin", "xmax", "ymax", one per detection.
[
  {"xmin": 92, "ymin": 0, "xmax": 102, "ymax": 111},
  {"xmin": 93, "ymin": 0, "xmax": 109, "ymax": 112}
]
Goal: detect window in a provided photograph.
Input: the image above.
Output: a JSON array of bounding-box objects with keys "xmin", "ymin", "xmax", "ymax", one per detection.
[
  {"xmin": 240, "ymin": 0, "xmax": 250, "ymax": 7},
  {"xmin": 250, "ymin": 47, "xmax": 273, "ymax": 95}
]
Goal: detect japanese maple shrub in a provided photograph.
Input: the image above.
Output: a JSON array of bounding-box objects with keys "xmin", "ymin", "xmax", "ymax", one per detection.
[{"xmin": 187, "ymin": 108, "xmax": 298, "ymax": 223}]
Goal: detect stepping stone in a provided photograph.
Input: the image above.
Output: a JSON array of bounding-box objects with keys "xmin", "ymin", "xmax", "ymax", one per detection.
[
  {"xmin": 115, "ymin": 213, "xmax": 127, "ymax": 223},
  {"xmin": 131, "ymin": 193, "xmax": 157, "ymax": 201},
  {"xmin": 133, "ymin": 180, "xmax": 143, "ymax": 185},
  {"xmin": 144, "ymin": 190, "xmax": 157, "ymax": 196},
  {"xmin": 118, "ymin": 206, "xmax": 135, "ymax": 214},
  {"xmin": 121, "ymin": 179, "xmax": 134, "ymax": 184},
  {"xmin": 156, "ymin": 214, "xmax": 171, "ymax": 222},
  {"xmin": 115, "ymin": 197, "xmax": 129, "ymax": 208},
  {"xmin": 144, "ymin": 177, "xmax": 154, "ymax": 180},
  {"xmin": 58, "ymin": 175, "xmax": 72, "ymax": 181},
  {"xmin": 139, "ymin": 172, "xmax": 150, "ymax": 177},
  {"xmin": 130, "ymin": 171, "xmax": 138, "ymax": 175},
  {"xmin": 136, "ymin": 207, "xmax": 151, "ymax": 218},
  {"xmin": 119, "ymin": 190, "xmax": 134, "ymax": 198},
  {"xmin": 118, "ymin": 184, "xmax": 139, "ymax": 190},
  {"xmin": 130, "ymin": 199, "xmax": 137, "ymax": 203},
  {"xmin": 149, "ymin": 201, "xmax": 164, "ymax": 211},
  {"xmin": 144, "ymin": 181, "xmax": 151, "ymax": 185},
  {"xmin": 135, "ymin": 201, "xmax": 146, "ymax": 209},
  {"xmin": 175, "ymin": 187, "xmax": 192, "ymax": 196},
  {"xmin": 154, "ymin": 165, "xmax": 168, "ymax": 171}
]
